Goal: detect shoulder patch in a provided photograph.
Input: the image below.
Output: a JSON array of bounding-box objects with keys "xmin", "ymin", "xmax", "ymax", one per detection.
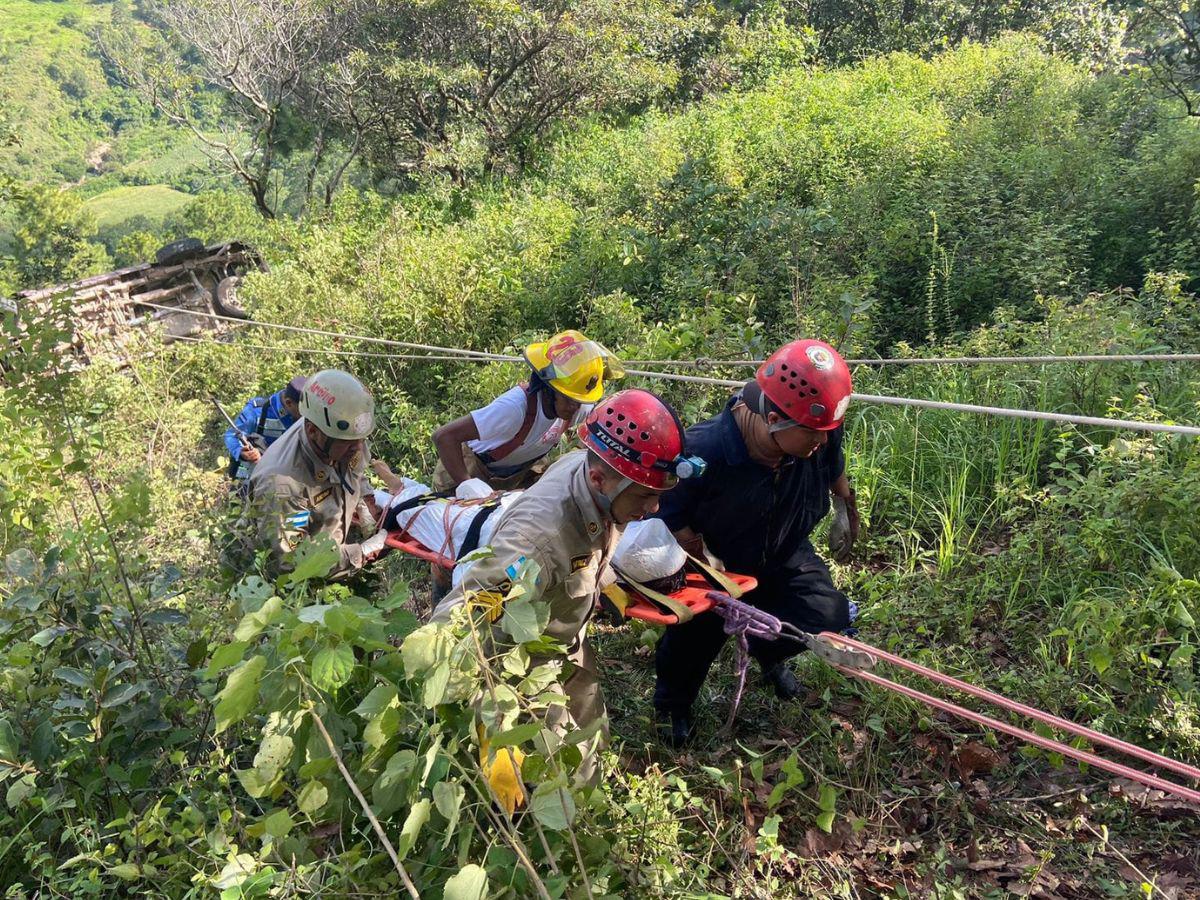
[
  {"xmin": 285, "ymin": 509, "xmax": 311, "ymax": 531},
  {"xmin": 571, "ymin": 554, "xmax": 590, "ymax": 572},
  {"xmin": 313, "ymin": 488, "xmax": 332, "ymax": 504}
]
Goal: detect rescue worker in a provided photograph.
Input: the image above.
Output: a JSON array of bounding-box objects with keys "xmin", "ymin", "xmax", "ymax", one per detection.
[
  {"xmin": 224, "ymin": 376, "xmax": 307, "ymax": 483},
  {"xmin": 431, "ymin": 330, "xmax": 624, "ymax": 491},
  {"xmin": 652, "ymin": 339, "xmax": 861, "ymax": 747},
  {"xmin": 433, "ymin": 388, "xmax": 703, "ymax": 789},
  {"xmin": 246, "ymin": 369, "xmax": 389, "ymax": 580}
]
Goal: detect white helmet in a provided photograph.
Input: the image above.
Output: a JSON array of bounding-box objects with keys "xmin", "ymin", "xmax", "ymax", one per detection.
[{"xmin": 300, "ymin": 370, "xmax": 376, "ymax": 440}]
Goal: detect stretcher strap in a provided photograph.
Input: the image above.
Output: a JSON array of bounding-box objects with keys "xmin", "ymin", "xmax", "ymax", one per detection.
[{"xmin": 610, "ymin": 564, "xmax": 697, "ymax": 623}]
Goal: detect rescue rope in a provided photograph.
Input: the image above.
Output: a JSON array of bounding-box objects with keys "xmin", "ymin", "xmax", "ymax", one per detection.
[
  {"xmin": 141, "ymin": 304, "xmax": 1200, "ymax": 436},
  {"xmin": 705, "ymin": 594, "xmax": 1200, "ymax": 807},
  {"xmin": 625, "ymin": 353, "xmax": 1200, "ymax": 367}
]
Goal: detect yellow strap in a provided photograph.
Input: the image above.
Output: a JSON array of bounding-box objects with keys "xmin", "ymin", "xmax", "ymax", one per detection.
[
  {"xmin": 611, "ymin": 564, "xmax": 696, "ymax": 623},
  {"xmin": 685, "ymin": 552, "xmax": 745, "ymax": 598}
]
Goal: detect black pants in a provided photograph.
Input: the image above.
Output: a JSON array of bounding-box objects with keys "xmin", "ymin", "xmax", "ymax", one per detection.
[{"xmin": 653, "ymin": 556, "xmax": 851, "ymax": 714}]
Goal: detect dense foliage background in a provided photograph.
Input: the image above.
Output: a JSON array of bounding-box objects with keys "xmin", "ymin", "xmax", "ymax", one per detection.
[{"xmin": 2, "ymin": 3, "xmax": 1200, "ymax": 898}]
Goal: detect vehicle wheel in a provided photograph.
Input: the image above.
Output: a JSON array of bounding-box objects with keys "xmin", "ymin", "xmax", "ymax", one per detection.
[
  {"xmin": 155, "ymin": 237, "xmax": 207, "ymax": 266},
  {"xmin": 214, "ymin": 276, "xmax": 249, "ymax": 319}
]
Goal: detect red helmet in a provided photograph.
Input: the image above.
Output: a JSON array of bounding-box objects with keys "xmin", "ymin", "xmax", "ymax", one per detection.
[
  {"xmin": 579, "ymin": 389, "xmax": 703, "ymax": 491},
  {"xmin": 754, "ymin": 339, "xmax": 852, "ymax": 431}
]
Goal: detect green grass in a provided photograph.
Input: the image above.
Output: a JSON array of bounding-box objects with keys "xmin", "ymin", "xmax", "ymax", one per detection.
[{"xmin": 83, "ymin": 184, "xmax": 194, "ymax": 229}]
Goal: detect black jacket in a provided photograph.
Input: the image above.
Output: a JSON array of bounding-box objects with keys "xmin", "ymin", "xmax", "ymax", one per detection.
[{"xmin": 656, "ymin": 396, "xmax": 844, "ymax": 575}]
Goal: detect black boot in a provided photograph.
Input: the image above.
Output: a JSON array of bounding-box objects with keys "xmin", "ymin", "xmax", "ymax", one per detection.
[
  {"xmin": 764, "ymin": 662, "xmax": 803, "ymax": 700},
  {"xmin": 655, "ymin": 708, "xmax": 694, "ymax": 749}
]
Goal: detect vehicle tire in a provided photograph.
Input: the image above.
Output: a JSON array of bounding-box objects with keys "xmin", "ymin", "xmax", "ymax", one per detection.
[
  {"xmin": 155, "ymin": 237, "xmax": 206, "ymax": 266},
  {"xmin": 214, "ymin": 276, "xmax": 249, "ymax": 319}
]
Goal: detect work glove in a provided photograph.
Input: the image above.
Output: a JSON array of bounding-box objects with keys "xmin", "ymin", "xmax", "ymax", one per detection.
[
  {"xmin": 478, "ymin": 733, "xmax": 526, "ymax": 815},
  {"xmin": 360, "ymin": 528, "xmax": 389, "ymax": 560},
  {"xmin": 828, "ymin": 489, "xmax": 860, "ymax": 564}
]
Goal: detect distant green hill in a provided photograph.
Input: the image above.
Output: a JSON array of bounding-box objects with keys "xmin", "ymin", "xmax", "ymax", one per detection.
[{"xmin": 0, "ymin": 0, "xmax": 224, "ymax": 239}]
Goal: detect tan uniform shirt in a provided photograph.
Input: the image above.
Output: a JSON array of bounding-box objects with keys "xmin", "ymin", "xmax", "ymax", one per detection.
[
  {"xmin": 434, "ymin": 450, "xmax": 617, "ymax": 649},
  {"xmin": 246, "ymin": 421, "xmax": 374, "ymax": 578}
]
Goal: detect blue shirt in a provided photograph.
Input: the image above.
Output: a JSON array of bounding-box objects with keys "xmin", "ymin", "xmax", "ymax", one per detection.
[
  {"xmin": 656, "ymin": 396, "xmax": 844, "ymax": 575},
  {"xmin": 224, "ymin": 391, "xmax": 298, "ymax": 478}
]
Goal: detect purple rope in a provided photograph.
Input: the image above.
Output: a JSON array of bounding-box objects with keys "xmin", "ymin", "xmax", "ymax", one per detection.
[{"xmin": 708, "ymin": 592, "xmax": 785, "ymax": 731}]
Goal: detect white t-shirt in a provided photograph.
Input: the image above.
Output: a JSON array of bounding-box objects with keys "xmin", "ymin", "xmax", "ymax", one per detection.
[{"xmin": 466, "ymin": 386, "xmax": 590, "ymax": 473}]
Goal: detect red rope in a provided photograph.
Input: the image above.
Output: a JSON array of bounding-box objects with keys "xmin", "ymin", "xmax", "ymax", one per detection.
[
  {"xmin": 841, "ymin": 663, "xmax": 1200, "ymax": 806},
  {"xmin": 823, "ymin": 632, "xmax": 1200, "ymax": 785}
]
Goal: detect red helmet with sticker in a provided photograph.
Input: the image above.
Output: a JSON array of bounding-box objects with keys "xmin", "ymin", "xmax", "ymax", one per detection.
[
  {"xmin": 579, "ymin": 389, "xmax": 703, "ymax": 490},
  {"xmin": 754, "ymin": 339, "xmax": 852, "ymax": 431}
]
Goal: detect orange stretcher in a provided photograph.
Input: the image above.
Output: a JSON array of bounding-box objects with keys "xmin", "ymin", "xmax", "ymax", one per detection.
[
  {"xmin": 383, "ymin": 531, "xmax": 457, "ymax": 570},
  {"xmin": 384, "ymin": 518, "xmax": 756, "ymax": 628},
  {"xmin": 619, "ymin": 571, "xmax": 757, "ymax": 626}
]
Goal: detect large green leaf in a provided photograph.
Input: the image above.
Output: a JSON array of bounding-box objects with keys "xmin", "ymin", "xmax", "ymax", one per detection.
[
  {"xmin": 433, "ymin": 780, "xmax": 465, "ymax": 848},
  {"xmin": 234, "ymin": 596, "xmax": 283, "ymax": 642},
  {"xmin": 530, "ymin": 782, "xmax": 575, "ymax": 831},
  {"xmin": 207, "ymin": 641, "xmax": 251, "ymax": 680},
  {"xmin": 311, "ymin": 643, "xmax": 355, "ymax": 693},
  {"xmin": 500, "ymin": 596, "xmax": 548, "ymax": 644},
  {"xmin": 396, "ymin": 798, "xmax": 431, "ymax": 860},
  {"xmin": 443, "ymin": 863, "xmax": 489, "ymax": 900},
  {"xmin": 353, "ymin": 683, "xmax": 398, "ymax": 719},
  {"xmin": 297, "ymin": 781, "xmax": 328, "ymax": 816},
  {"xmin": 286, "ymin": 536, "xmax": 340, "ymax": 584},
  {"xmin": 215, "ymin": 656, "xmax": 266, "ymax": 734}
]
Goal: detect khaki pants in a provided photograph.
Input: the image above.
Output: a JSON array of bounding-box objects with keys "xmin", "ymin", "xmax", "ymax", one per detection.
[
  {"xmin": 432, "ymin": 443, "xmax": 548, "ymax": 492},
  {"xmin": 545, "ymin": 639, "xmax": 609, "ymax": 786}
]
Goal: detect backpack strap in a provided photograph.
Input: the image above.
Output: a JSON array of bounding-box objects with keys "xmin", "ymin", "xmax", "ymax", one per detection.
[
  {"xmin": 476, "ymin": 383, "xmax": 540, "ymax": 466},
  {"xmin": 382, "ymin": 490, "xmax": 457, "ymax": 531},
  {"xmin": 255, "ymin": 398, "xmax": 271, "ymax": 436}
]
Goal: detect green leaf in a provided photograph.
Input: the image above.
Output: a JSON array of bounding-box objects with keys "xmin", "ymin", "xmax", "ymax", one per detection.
[
  {"xmin": 30, "ymin": 626, "xmax": 66, "ymax": 647},
  {"xmin": 422, "ymin": 661, "xmax": 450, "ymax": 708},
  {"xmin": 530, "ymin": 783, "xmax": 575, "ymax": 831},
  {"xmin": 234, "ymin": 596, "xmax": 283, "ymax": 642},
  {"xmin": 818, "ymin": 783, "xmax": 838, "ymax": 812},
  {"xmin": 108, "ymin": 864, "xmax": 142, "ymax": 881},
  {"xmin": 363, "ymin": 706, "xmax": 401, "ymax": 749},
  {"xmin": 287, "ymin": 536, "xmax": 340, "ymax": 585},
  {"xmin": 499, "ymin": 597, "xmax": 547, "ymax": 644},
  {"xmin": 215, "ymin": 655, "xmax": 266, "ymax": 734},
  {"xmin": 433, "ymin": 781, "xmax": 465, "ymax": 849},
  {"xmin": 263, "ymin": 809, "xmax": 295, "ymax": 839},
  {"xmin": 400, "ymin": 623, "xmax": 446, "ymax": 676},
  {"xmin": 100, "ymin": 683, "xmax": 142, "ymax": 708},
  {"xmin": 1171, "ymin": 599, "xmax": 1195, "ymax": 628},
  {"xmin": 816, "ymin": 810, "xmax": 835, "ymax": 833},
  {"xmin": 5, "ymin": 773, "xmax": 36, "ymax": 809},
  {"xmin": 396, "ymin": 798, "xmax": 431, "ymax": 860},
  {"xmin": 1087, "ymin": 645, "xmax": 1114, "ymax": 676},
  {"xmin": 353, "ymin": 684, "xmax": 398, "ymax": 719},
  {"xmin": 311, "ymin": 644, "xmax": 355, "ymax": 693},
  {"xmin": 186, "ymin": 638, "xmax": 209, "ymax": 668},
  {"xmin": 207, "ymin": 641, "xmax": 251, "ymax": 679},
  {"xmin": 443, "ymin": 863, "xmax": 489, "ymax": 900},
  {"xmin": 297, "ymin": 781, "xmax": 328, "ymax": 816},
  {"xmin": 231, "ymin": 576, "xmax": 274, "ymax": 613},
  {"xmin": 297, "ymin": 604, "xmax": 334, "ymax": 624},
  {"xmin": 491, "ymin": 722, "xmax": 541, "ymax": 748},
  {"xmin": 0, "ymin": 718, "xmax": 19, "ymax": 760},
  {"xmin": 5, "ymin": 549, "xmax": 36, "ymax": 580},
  {"xmin": 53, "ymin": 667, "xmax": 92, "ymax": 689},
  {"xmin": 31, "ymin": 719, "xmax": 55, "ymax": 769},
  {"xmin": 253, "ymin": 733, "xmax": 294, "ymax": 784}
]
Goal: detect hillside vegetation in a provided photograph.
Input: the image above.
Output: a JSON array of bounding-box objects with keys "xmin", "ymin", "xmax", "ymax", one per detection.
[{"xmin": 2, "ymin": 36, "xmax": 1199, "ymax": 899}]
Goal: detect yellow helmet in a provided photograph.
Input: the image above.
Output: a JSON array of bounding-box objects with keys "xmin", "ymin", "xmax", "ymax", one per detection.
[{"xmin": 523, "ymin": 330, "xmax": 624, "ymax": 403}]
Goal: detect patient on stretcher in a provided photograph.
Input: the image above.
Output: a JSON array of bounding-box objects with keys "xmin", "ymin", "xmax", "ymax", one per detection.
[{"xmin": 371, "ymin": 461, "xmax": 689, "ymax": 592}]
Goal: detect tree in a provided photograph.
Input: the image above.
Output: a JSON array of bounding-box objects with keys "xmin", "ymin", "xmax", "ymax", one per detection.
[
  {"xmin": 99, "ymin": 0, "xmax": 376, "ymax": 219},
  {"xmin": 345, "ymin": 0, "xmax": 686, "ymax": 181},
  {"xmin": 1128, "ymin": 0, "xmax": 1200, "ymax": 115},
  {"xmin": 7, "ymin": 184, "xmax": 112, "ymax": 290}
]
